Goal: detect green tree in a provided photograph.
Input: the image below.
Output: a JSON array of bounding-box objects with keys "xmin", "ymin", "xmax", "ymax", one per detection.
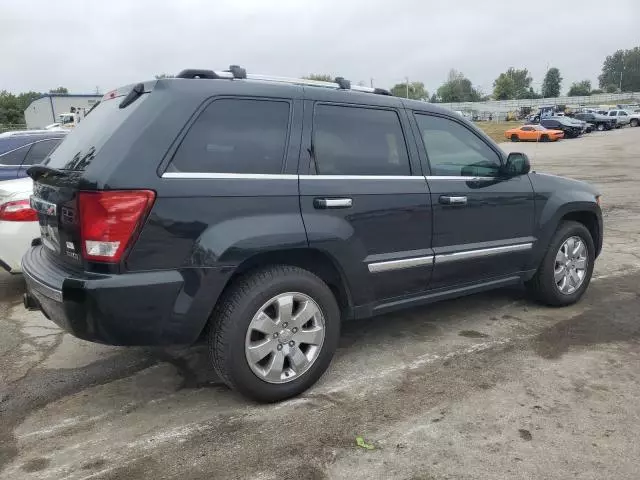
[
  {"xmin": 605, "ymin": 84, "xmax": 618, "ymax": 93},
  {"xmin": 389, "ymin": 81, "xmax": 428, "ymax": 100},
  {"xmin": 49, "ymin": 87, "xmax": 68, "ymax": 94},
  {"xmin": 0, "ymin": 91, "xmax": 24, "ymax": 124},
  {"xmin": 436, "ymin": 70, "xmax": 481, "ymax": 102},
  {"xmin": 591, "ymin": 88, "xmax": 604, "ymax": 95},
  {"xmin": 541, "ymin": 67, "xmax": 562, "ymax": 98},
  {"xmin": 303, "ymin": 74, "xmax": 334, "ymax": 82},
  {"xmin": 492, "ymin": 74, "xmax": 515, "ymax": 100},
  {"xmin": 568, "ymin": 80, "xmax": 592, "ymax": 96},
  {"xmin": 17, "ymin": 91, "xmax": 42, "ymax": 111},
  {"xmin": 492, "ymin": 68, "xmax": 532, "ymax": 99},
  {"xmin": 429, "ymin": 93, "xmax": 438, "ymax": 103},
  {"xmin": 598, "ymin": 47, "xmax": 640, "ymax": 92}
]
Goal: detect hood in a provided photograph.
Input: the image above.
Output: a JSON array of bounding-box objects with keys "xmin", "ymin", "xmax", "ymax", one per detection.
[{"xmin": 530, "ymin": 172, "xmax": 600, "ymax": 196}]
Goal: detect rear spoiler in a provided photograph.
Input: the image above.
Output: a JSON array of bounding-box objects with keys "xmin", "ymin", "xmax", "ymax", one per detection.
[{"xmin": 101, "ymin": 81, "xmax": 157, "ymax": 108}]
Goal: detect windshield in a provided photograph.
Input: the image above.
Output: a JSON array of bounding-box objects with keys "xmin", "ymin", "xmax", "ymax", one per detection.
[{"xmin": 43, "ymin": 95, "xmax": 148, "ymax": 171}]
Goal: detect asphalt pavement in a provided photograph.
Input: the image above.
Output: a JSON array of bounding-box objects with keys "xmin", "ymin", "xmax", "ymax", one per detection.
[{"xmin": 1, "ymin": 127, "xmax": 640, "ymax": 480}]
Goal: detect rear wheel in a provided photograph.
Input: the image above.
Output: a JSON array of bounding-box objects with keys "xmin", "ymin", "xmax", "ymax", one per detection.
[
  {"xmin": 526, "ymin": 221, "xmax": 595, "ymax": 306},
  {"xmin": 596, "ymin": 123, "xmax": 605, "ymax": 131},
  {"xmin": 208, "ymin": 265, "xmax": 340, "ymax": 402},
  {"xmin": 510, "ymin": 134, "xmax": 519, "ymax": 142},
  {"xmin": 540, "ymin": 134, "xmax": 549, "ymax": 142},
  {"xmin": 631, "ymin": 118, "xmax": 639, "ymax": 127}
]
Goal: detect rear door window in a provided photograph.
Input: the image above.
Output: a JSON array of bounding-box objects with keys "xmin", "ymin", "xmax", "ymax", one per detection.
[
  {"xmin": 311, "ymin": 104, "xmax": 410, "ymax": 176},
  {"xmin": 0, "ymin": 144, "xmax": 30, "ymax": 166},
  {"xmin": 43, "ymin": 94, "xmax": 148, "ymax": 171},
  {"xmin": 169, "ymin": 98, "xmax": 291, "ymax": 174},
  {"xmin": 24, "ymin": 139, "xmax": 61, "ymax": 165}
]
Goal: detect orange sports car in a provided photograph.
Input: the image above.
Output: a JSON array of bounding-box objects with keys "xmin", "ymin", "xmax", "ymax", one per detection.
[{"xmin": 504, "ymin": 124, "xmax": 564, "ymax": 142}]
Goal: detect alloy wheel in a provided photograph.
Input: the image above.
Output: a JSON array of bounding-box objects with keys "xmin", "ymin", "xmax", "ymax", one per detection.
[{"xmin": 244, "ymin": 292, "xmax": 325, "ymax": 384}]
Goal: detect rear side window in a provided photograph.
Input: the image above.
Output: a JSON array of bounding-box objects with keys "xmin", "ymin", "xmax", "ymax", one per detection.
[
  {"xmin": 44, "ymin": 94, "xmax": 148, "ymax": 171},
  {"xmin": 0, "ymin": 144, "xmax": 29, "ymax": 166},
  {"xmin": 169, "ymin": 98, "xmax": 290, "ymax": 174},
  {"xmin": 312, "ymin": 104, "xmax": 410, "ymax": 176},
  {"xmin": 25, "ymin": 139, "xmax": 61, "ymax": 165}
]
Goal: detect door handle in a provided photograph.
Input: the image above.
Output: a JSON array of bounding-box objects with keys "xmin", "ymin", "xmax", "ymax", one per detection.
[
  {"xmin": 440, "ymin": 195, "xmax": 467, "ymax": 205},
  {"xmin": 314, "ymin": 198, "xmax": 353, "ymax": 209}
]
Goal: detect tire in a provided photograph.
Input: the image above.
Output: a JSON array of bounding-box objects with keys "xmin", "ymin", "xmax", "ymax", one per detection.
[
  {"xmin": 526, "ymin": 221, "xmax": 595, "ymax": 307},
  {"xmin": 596, "ymin": 123, "xmax": 605, "ymax": 131},
  {"xmin": 631, "ymin": 118, "xmax": 639, "ymax": 127},
  {"xmin": 208, "ymin": 265, "xmax": 340, "ymax": 402},
  {"xmin": 511, "ymin": 134, "xmax": 519, "ymax": 142},
  {"xmin": 540, "ymin": 134, "xmax": 549, "ymax": 142}
]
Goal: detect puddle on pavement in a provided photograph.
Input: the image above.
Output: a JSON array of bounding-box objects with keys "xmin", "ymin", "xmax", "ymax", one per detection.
[{"xmin": 533, "ymin": 274, "xmax": 640, "ymax": 359}]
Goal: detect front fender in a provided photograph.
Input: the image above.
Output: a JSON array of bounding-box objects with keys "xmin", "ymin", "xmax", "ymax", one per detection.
[{"xmin": 528, "ymin": 176, "xmax": 601, "ymax": 269}]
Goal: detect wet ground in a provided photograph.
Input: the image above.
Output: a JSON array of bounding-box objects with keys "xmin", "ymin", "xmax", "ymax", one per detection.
[{"xmin": 1, "ymin": 127, "xmax": 640, "ymax": 479}]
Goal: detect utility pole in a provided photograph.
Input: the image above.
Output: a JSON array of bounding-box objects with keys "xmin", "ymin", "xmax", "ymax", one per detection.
[
  {"xmin": 619, "ymin": 67, "xmax": 624, "ymax": 93},
  {"xmin": 405, "ymin": 77, "xmax": 409, "ymax": 98},
  {"xmin": 370, "ymin": 78, "xmax": 374, "ymax": 88}
]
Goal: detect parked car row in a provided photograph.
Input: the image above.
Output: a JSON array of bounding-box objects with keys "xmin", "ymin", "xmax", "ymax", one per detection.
[{"xmin": 0, "ymin": 130, "xmax": 67, "ymax": 181}]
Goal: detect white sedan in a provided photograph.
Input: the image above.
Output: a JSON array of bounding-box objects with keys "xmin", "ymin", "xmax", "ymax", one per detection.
[{"xmin": 0, "ymin": 177, "xmax": 39, "ymax": 273}]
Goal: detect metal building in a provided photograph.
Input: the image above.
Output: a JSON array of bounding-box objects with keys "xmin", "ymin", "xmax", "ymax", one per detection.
[{"xmin": 23, "ymin": 94, "xmax": 102, "ymax": 129}]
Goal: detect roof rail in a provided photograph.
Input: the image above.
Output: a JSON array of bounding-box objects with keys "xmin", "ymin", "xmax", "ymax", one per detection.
[{"xmin": 176, "ymin": 65, "xmax": 391, "ymax": 95}]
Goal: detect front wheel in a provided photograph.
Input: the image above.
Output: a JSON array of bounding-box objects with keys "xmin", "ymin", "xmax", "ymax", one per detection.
[
  {"xmin": 208, "ymin": 265, "xmax": 340, "ymax": 402},
  {"xmin": 526, "ymin": 221, "xmax": 595, "ymax": 306},
  {"xmin": 631, "ymin": 118, "xmax": 639, "ymax": 127},
  {"xmin": 511, "ymin": 134, "xmax": 519, "ymax": 142},
  {"xmin": 596, "ymin": 123, "xmax": 605, "ymax": 131}
]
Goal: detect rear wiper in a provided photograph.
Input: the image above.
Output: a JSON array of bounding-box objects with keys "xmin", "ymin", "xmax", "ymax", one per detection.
[{"xmin": 27, "ymin": 165, "xmax": 66, "ymax": 181}]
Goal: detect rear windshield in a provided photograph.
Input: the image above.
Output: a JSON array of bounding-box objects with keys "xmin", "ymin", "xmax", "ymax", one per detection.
[{"xmin": 43, "ymin": 94, "xmax": 148, "ymax": 171}]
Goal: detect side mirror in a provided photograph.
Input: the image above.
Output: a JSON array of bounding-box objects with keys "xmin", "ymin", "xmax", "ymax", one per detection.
[{"xmin": 504, "ymin": 152, "xmax": 531, "ymax": 176}]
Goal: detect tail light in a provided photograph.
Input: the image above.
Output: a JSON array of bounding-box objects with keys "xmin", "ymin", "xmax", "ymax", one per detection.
[
  {"xmin": 0, "ymin": 199, "xmax": 38, "ymax": 222},
  {"xmin": 79, "ymin": 190, "xmax": 155, "ymax": 262}
]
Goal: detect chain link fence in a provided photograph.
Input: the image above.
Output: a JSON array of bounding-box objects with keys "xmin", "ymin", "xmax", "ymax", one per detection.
[{"xmin": 439, "ymin": 92, "xmax": 640, "ymax": 120}]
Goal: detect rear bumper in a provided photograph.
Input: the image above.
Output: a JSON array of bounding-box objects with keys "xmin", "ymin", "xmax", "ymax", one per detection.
[{"xmin": 22, "ymin": 246, "xmax": 226, "ymax": 345}]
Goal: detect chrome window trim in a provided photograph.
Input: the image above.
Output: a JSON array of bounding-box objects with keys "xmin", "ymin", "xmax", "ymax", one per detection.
[
  {"xmin": 368, "ymin": 255, "xmax": 434, "ymax": 273},
  {"xmin": 162, "ymin": 172, "xmax": 424, "ymax": 180},
  {"xmin": 162, "ymin": 172, "xmax": 299, "ymax": 180},
  {"xmin": 425, "ymin": 176, "xmax": 496, "ymax": 181},
  {"xmin": 161, "ymin": 172, "xmax": 504, "ymax": 181},
  {"xmin": 435, "ymin": 243, "xmax": 532, "ymax": 264}
]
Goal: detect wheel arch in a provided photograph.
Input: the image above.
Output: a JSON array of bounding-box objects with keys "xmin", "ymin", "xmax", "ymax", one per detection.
[
  {"xmin": 560, "ymin": 210, "xmax": 601, "ymax": 258},
  {"xmin": 204, "ymin": 248, "xmax": 353, "ymax": 335}
]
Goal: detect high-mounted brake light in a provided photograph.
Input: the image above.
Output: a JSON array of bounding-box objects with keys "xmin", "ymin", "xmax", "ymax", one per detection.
[
  {"xmin": 0, "ymin": 199, "xmax": 38, "ymax": 222},
  {"xmin": 79, "ymin": 190, "xmax": 155, "ymax": 262}
]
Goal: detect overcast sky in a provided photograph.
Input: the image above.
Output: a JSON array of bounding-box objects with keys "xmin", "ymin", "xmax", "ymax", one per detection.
[{"xmin": 2, "ymin": 0, "xmax": 639, "ymax": 96}]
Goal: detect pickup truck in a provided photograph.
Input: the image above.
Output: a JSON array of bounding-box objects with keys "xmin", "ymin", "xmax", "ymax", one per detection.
[{"xmin": 573, "ymin": 112, "xmax": 616, "ymax": 131}]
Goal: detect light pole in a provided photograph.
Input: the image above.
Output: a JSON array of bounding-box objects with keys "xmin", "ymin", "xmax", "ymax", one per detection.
[
  {"xmin": 405, "ymin": 77, "xmax": 409, "ymax": 98},
  {"xmin": 619, "ymin": 66, "xmax": 624, "ymax": 93}
]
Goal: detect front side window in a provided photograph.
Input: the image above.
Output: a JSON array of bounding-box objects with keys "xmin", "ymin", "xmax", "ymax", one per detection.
[
  {"xmin": 170, "ymin": 98, "xmax": 290, "ymax": 174},
  {"xmin": 0, "ymin": 144, "xmax": 30, "ymax": 166},
  {"xmin": 312, "ymin": 104, "xmax": 410, "ymax": 176},
  {"xmin": 414, "ymin": 114, "xmax": 501, "ymax": 177}
]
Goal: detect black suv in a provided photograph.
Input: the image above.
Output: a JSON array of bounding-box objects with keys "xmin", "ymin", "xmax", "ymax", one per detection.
[
  {"xmin": 538, "ymin": 118, "xmax": 583, "ymax": 138},
  {"xmin": 22, "ymin": 67, "xmax": 603, "ymax": 402}
]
